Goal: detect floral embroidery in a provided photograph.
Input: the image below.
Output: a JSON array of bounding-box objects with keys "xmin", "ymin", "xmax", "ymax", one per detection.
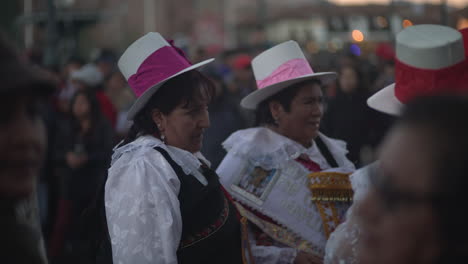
[
  {"xmin": 179, "ymin": 196, "xmax": 230, "ymax": 249},
  {"xmin": 235, "ymin": 202, "xmax": 324, "ymax": 257}
]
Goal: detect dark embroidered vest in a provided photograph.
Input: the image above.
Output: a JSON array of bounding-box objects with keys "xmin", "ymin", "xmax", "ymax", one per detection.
[{"xmin": 154, "ymin": 147, "xmax": 243, "ymax": 264}]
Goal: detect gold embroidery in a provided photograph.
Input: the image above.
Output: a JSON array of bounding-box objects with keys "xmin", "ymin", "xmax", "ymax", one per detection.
[
  {"xmin": 235, "ymin": 202, "xmax": 323, "ymax": 257},
  {"xmin": 308, "ymin": 172, "xmax": 353, "ymax": 202},
  {"xmin": 308, "ymin": 171, "xmax": 353, "ymax": 238}
]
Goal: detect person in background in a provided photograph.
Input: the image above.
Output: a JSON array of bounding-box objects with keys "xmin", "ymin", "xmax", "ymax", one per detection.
[
  {"xmin": 358, "ymin": 96, "xmax": 468, "ymax": 264},
  {"xmin": 104, "ymin": 71, "xmax": 135, "ymax": 140},
  {"xmin": 217, "ymin": 40, "xmax": 355, "ymax": 264},
  {"xmin": 201, "ymin": 69, "xmax": 245, "ymax": 169},
  {"xmin": 48, "ymin": 90, "xmax": 114, "ymax": 261},
  {"xmin": 321, "ymin": 65, "xmax": 375, "ymax": 166},
  {"xmin": 57, "ymin": 57, "xmax": 84, "ymax": 114},
  {"xmin": 94, "ymin": 49, "xmax": 117, "ymax": 81},
  {"xmin": 226, "ymin": 53, "xmax": 257, "ymax": 127},
  {"xmin": 70, "ymin": 64, "xmax": 117, "ymax": 128},
  {"xmin": 0, "ymin": 32, "xmax": 54, "ymax": 264}
]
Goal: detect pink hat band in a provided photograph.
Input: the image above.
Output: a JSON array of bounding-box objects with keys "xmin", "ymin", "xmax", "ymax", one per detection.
[
  {"xmin": 128, "ymin": 44, "xmax": 191, "ymax": 97},
  {"xmin": 256, "ymin": 58, "xmax": 314, "ymax": 89},
  {"xmin": 394, "ymin": 58, "xmax": 468, "ymax": 103}
]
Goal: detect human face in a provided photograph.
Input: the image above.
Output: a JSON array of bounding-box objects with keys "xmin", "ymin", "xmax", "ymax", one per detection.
[
  {"xmin": 159, "ymin": 101, "xmax": 210, "ymax": 153},
  {"xmin": 0, "ymin": 95, "xmax": 46, "ymax": 199},
  {"xmin": 72, "ymin": 94, "xmax": 91, "ymax": 119},
  {"xmin": 357, "ymin": 125, "xmax": 440, "ymax": 264},
  {"xmin": 339, "ymin": 66, "xmax": 358, "ymax": 93},
  {"xmin": 272, "ymin": 82, "xmax": 323, "ymax": 147}
]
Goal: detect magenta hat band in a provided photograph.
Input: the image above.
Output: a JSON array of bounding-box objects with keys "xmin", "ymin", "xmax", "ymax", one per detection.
[
  {"xmin": 256, "ymin": 58, "xmax": 314, "ymax": 89},
  {"xmin": 128, "ymin": 45, "xmax": 191, "ymax": 97}
]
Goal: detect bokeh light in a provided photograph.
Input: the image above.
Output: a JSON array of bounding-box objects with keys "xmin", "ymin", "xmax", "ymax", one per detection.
[
  {"xmin": 352, "ymin": 30, "xmax": 365, "ymax": 42},
  {"xmin": 350, "ymin": 44, "xmax": 361, "ymax": 56},
  {"xmin": 402, "ymin": 19, "xmax": 413, "ymax": 28}
]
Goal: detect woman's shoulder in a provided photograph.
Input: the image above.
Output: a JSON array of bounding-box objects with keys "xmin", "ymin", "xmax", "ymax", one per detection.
[
  {"xmin": 221, "ymin": 127, "xmax": 303, "ymax": 170},
  {"xmin": 110, "ymin": 136, "xmax": 166, "ymax": 169}
]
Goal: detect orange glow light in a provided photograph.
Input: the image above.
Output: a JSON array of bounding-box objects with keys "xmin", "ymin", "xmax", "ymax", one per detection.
[
  {"xmin": 402, "ymin": 19, "xmax": 413, "ymax": 28},
  {"xmin": 352, "ymin": 30, "xmax": 364, "ymax": 42},
  {"xmin": 458, "ymin": 18, "xmax": 468, "ymax": 30}
]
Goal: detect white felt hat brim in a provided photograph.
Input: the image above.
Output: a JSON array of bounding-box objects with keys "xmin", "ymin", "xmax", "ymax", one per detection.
[
  {"xmin": 240, "ymin": 72, "xmax": 336, "ymax": 109},
  {"xmin": 127, "ymin": 58, "xmax": 214, "ymax": 120},
  {"xmin": 367, "ymin": 83, "xmax": 403, "ymax": 116}
]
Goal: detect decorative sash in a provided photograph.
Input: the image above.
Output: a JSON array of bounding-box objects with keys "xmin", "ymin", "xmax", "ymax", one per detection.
[{"xmin": 227, "ymin": 160, "xmax": 352, "ymax": 253}]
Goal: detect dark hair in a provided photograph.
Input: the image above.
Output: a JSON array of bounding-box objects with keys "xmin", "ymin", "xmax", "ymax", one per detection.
[
  {"xmin": 255, "ymin": 79, "xmax": 321, "ymax": 126},
  {"xmin": 337, "ymin": 64, "xmax": 367, "ymax": 94},
  {"xmin": 70, "ymin": 90, "xmax": 103, "ymax": 129},
  {"xmin": 122, "ymin": 70, "xmax": 215, "ymax": 145},
  {"xmin": 397, "ymin": 95, "xmax": 468, "ymax": 262}
]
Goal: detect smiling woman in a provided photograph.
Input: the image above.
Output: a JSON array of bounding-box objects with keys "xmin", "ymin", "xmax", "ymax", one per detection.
[{"xmin": 217, "ymin": 40, "xmax": 355, "ymax": 264}]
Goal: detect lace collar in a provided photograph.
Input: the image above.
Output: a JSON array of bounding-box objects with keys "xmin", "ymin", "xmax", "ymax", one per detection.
[
  {"xmin": 223, "ymin": 127, "xmax": 349, "ymax": 170},
  {"xmin": 112, "ymin": 135, "xmax": 209, "ymax": 185}
]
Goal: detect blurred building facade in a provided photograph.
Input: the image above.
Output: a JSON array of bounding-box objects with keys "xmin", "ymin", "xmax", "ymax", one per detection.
[{"xmin": 10, "ymin": 0, "xmax": 468, "ymax": 64}]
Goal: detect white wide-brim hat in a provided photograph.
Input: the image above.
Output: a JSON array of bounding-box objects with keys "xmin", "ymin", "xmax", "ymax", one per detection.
[
  {"xmin": 241, "ymin": 40, "xmax": 336, "ymax": 110},
  {"xmin": 118, "ymin": 32, "xmax": 214, "ymax": 120},
  {"xmin": 70, "ymin": 63, "xmax": 104, "ymax": 88},
  {"xmin": 368, "ymin": 24, "xmax": 468, "ymax": 116}
]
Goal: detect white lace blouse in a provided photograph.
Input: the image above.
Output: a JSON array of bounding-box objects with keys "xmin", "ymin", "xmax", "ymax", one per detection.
[
  {"xmin": 324, "ymin": 163, "xmax": 375, "ymax": 264},
  {"xmin": 104, "ymin": 135, "xmax": 209, "ymax": 264},
  {"xmin": 217, "ymin": 127, "xmax": 355, "ymax": 264}
]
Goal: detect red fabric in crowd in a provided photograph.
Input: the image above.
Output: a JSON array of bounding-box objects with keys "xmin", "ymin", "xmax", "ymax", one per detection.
[{"xmin": 96, "ymin": 91, "xmax": 117, "ymax": 128}]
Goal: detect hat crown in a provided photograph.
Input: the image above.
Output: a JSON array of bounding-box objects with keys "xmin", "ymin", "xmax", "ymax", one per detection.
[
  {"xmin": 118, "ymin": 32, "xmax": 170, "ymax": 80},
  {"xmin": 252, "ymin": 40, "xmax": 307, "ymax": 80},
  {"xmin": 397, "ymin": 24, "xmax": 464, "ymax": 70}
]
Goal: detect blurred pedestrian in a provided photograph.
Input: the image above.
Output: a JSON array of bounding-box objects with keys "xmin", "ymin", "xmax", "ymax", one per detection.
[
  {"xmin": 217, "ymin": 40, "xmax": 355, "ymax": 264},
  {"xmin": 104, "ymin": 71, "xmax": 134, "ymax": 140},
  {"xmin": 48, "ymin": 90, "xmax": 114, "ymax": 261},
  {"xmin": 358, "ymin": 96, "xmax": 468, "ymax": 264},
  {"xmin": 201, "ymin": 69, "xmax": 245, "ymax": 168},
  {"xmin": 0, "ymin": 32, "xmax": 54, "ymax": 264},
  {"xmin": 325, "ymin": 25, "xmax": 468, "ymax": 264},
  {"xmin": 321, "ymin": 65, "xmax": 375, "ymax": 166},
  {"xmin": 70, "ymin": 64, "xmax": 117, "ymax": 127}
]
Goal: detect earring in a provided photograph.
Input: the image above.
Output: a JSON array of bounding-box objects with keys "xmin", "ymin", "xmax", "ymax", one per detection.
[
  {"xmin": 156, "ymin": 123, "xmax": 166, "ymax": 144},
  {"xmin": 273, "ymin": 117, "xmax": 279, "ymax": 126}
]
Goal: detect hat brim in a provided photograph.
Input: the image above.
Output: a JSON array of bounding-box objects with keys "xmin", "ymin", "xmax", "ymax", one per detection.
[
  {"xmin": 127, "ymin": 58, "xmax": 215, "ymax": 120},
  {"xmin": 240, "ymin": 72, "xmax": 336, "ymax": 109},
  {"xmin": 367, "ymin": 83, "xmax": 403, "ymax": 116},
  {"xmin": 2, "ymin": 64, "xmax": 55, "ymax": 96}
]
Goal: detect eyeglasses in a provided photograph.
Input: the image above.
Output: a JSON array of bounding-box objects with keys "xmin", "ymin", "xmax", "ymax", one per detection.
[{"xmin": 368, "ymin": 166, "xmax": 449, "ymax": 211}]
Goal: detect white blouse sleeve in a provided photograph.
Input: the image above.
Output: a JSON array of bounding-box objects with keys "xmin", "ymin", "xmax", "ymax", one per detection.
[
  {"xmin": 105, "ymin": 150, "xmax": 182, "ymax": 264},
  {"xmin": 251, "ymin": 244, "xmax": 297, "ymax": 264}
]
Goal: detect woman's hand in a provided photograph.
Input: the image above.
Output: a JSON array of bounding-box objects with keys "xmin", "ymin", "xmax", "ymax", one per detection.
[{"xmin": 294, "ymin": 251, "xmax": 323, "ymax": 264}]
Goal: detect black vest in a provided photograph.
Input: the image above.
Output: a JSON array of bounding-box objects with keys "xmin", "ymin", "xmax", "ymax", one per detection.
[{"xmin": 154, "ymin": 147, "xmax": 243, "ymax": 264}]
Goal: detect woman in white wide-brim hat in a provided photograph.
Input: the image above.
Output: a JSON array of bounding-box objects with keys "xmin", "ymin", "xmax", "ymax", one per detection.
[
  {"xmin": 104, "ymin": 32, "xmax": 244, "ymax": 264},
  {"xmin": 216, "ymin": 40, "xmax": 356, "ymax": 264},
  {"xmin": 325, "ymin": 24, "xmax": 468, "ymax": 264}
]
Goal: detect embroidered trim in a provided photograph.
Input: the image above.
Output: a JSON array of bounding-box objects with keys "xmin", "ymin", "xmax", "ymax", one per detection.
[
  {"xmin": 308, "ymin": 172, "xmax": 353, "ymax": 202},
  {"xmin": 315, "ymin": 201, "xmax": 341, "ymax": 238},
  {"xmin": 235, "ymin": 202, "xmax": 324, "ymax": 257},
  {"xmin": 308, "ymin": 171, "xmax": 352, "ymax": 238},
  {"xmin": 179, "ymin": 196, "xmax": 230, "ymax": 249}
]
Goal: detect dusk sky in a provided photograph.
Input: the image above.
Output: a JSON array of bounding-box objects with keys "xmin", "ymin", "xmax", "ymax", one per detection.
[{"xmin": 329, "ymin": 0, "xmax": 467, "ymax": 8}]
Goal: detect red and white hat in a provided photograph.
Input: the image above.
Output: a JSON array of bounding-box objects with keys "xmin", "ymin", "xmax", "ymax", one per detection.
[
  {"xmin": 240, "ymin": 40, "xmax": 336, "ymax": 109},
  {"xmin": 368, "ymin": 24, "xmax": 468, "ymax": 115},
  {"xmin": 118, "ymin": 32, "xmax": 214, "ymax": 120}
]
